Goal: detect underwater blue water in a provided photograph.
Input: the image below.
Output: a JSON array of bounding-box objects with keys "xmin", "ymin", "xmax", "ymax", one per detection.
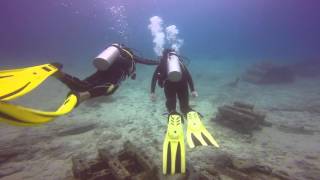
[
  {"xmin": 1, "ymin": 2, "xmax": 320, "ymax": 179},
  {"xmin": 0, "ymin": 0, "xmax": 319, "ymax": 66}
]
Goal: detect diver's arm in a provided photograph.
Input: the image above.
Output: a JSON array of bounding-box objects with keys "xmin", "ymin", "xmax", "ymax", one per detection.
[
  {"xmin": 150, "ymin": 67, "xmax": 159, "ymax": 101},
  {"xmin": 151, "ymin": 66, "xmax": 159, "ymax": 93},
  {"xmin": 134, "ymin": 55, "xmax": 159, "ymax": 65},
  {"xmin": 185, "ymin": 68, "xmax": 195, "ymax": 92}
]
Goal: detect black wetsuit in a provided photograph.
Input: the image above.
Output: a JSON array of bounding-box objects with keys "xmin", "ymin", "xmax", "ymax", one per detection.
[
  {"xmin": 57, "ymin": 48, "xmax": 158, "ymax": 98},
  {"xmin": 151, "ymin": 58, "xmax": 195, "ymax": 115}
]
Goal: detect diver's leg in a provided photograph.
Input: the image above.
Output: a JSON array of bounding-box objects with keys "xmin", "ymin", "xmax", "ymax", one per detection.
[
  {"xmin": 177, "ymin": 82, "xmax": 192, "ymax": 115},
  {"xmin": 54, "ymin": 71, "xmax": 91, "ymax": 92},
  {"xmin": 164, "ymin": 82, "xmax": 177, "ymax": 113},
  {"xmin": 88, "ymin": 83, "xmax": 119, "ymax": 98}
]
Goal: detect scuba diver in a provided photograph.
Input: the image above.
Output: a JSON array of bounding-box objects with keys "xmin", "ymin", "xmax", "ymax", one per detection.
[
  {"xmin": 150, "ymin": 49, "xmax": 219, "ymax": 175},
  {"xmin": 54, "ymin": 43, "xmax": 159, "ymax": 104},
  {"xmin": 0, "ymin": 43, "xmax": 158, "ymax": 126}
]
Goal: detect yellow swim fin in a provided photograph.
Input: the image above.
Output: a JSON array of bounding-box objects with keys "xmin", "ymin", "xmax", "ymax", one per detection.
[
  {"xmin": 186, "ymin": 111, "xmax": 219, "ymax": 148},
  {"xmin": 0, "ymin": 64, "xmax": 58, "ymax": 101},
  {"xmin": 163, "ymin": 112, "xmax": 186, "ymax": 175},
  {"xmin": 0, "ymin": 94, "xmax": 78, "ymax": 126}
]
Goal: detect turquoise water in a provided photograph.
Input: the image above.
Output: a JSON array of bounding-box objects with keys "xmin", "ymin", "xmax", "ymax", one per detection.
[
  {"xmin": 1, "ymin": 0, "xmax": 319, "ymax": 64},
  {"xmin": 1, "ymin": 1, "xmax": 320, "ymax": 179}
]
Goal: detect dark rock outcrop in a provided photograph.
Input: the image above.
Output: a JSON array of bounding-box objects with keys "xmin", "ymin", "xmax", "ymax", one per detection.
[
  {"xmin": 242, "ymin": 62, "xmax": 295, "ymax": 84},
  {"xmin": 289, "ymin": 59, "xmax": 320, "ymax": 78},
  {"xmin": 0, "ymin": 165, "xmax": 24, "ymax": 178},
  {"xmin": 277, "ymin": 124, "xmax": 317, "ymax": 135},
  {"xmin": 214, "ymin": 102, "xmax": 271, "ymax": 134},
  {"xmin": 198, "ymin": 153, "xmax": 293, "ymax": 180},
  {"xmin": 72, "ymin": 141, "xmax": 157, "ymax": 180}
]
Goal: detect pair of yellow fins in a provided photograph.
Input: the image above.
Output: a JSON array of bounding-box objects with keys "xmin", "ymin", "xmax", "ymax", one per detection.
[
  {"xmin": 0, "ymin": 64, "xmax": 78, "ymax": 126},
  {"xmin": 163, "ymin": 111, "xmax": 220, "ymax": 175}
]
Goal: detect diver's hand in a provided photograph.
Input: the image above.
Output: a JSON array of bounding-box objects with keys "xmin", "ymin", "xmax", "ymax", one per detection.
[
  {"xmin": 150, "ymin": 93, "xmax": 156, "ymax": 102},
  {"xmin": 191, "ymin": 91, "xmax": 198, "ymax": 98}
]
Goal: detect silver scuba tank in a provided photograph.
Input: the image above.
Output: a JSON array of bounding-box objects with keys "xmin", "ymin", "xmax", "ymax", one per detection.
[
  {"xmin": 167, "ymin": 52, "xmax": 182, "ymax": 82},
  {"xmin": 93, "ymin": 44, "xmax": 121, "ymax": 71}
]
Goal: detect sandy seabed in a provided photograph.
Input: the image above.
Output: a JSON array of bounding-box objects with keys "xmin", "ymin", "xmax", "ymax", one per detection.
[{"xmin": 1, "ymin": 60, "xmax": 320, "ymax": 180}]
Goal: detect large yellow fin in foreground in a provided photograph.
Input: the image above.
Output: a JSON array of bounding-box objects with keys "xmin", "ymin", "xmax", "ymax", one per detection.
[
  {"xmin": 163, "ymin": 112, "xmax": 186, "ymax": 175},
  {"xmin": 0, "ymin": 94, "xmax": 77, "ymax": 126},
  {"xmin": 186, "ymin": 111, "xmax": 219, "ymax": 148},
  {"xmin": 0, "ymin": 64, "xmax": 58, "ymax": 101}
]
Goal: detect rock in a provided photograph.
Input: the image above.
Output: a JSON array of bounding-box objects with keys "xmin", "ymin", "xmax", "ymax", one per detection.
[
  {"xmin": 301, "ymin": 169, "xmax": 320, "ymax": 180},
  {"xmin": 277, "ymin": 125, "xmax": 315, "ymax": 135},
  {"xmin": 0, "ymin": 165, "xmax": 24, "ymax": 178},
  {"xmin": 187, "ymin": 163, "xmax": 202, "ymax": 180},
  {"xmin": 305, "ymin": 155, "xmax": 318, "ymax": 160},
  {"xmin": 195, "ymin": 151, "xmax": 293, "ymax": 180},
  {"xmin": 0, "ymin": 145, "xmax": 40, "ymax": 163},
  {"xmin": 232, "ymin": 159, "xmax": 257, "ymax": 171},
  {"xmin": 199, "ymin": 170, "xmax": 221, "ymax": 180},
  {"xmin": 262, "ymin": 121, "xmax": 272, "ymax": 127},
  {"xmin": 57, "ymin": 122, "xmax": 98, "ymax": 136},
  {"xmin": 72, "ymin": 154, "xmax": 114, "ymax": 180},
  {"xmin": 73, "ymin": 141, "xmax": 158, "ymax": 180},
  {"xmin": 214, "ymin": 102, "xmax": 270, "ymax": 134},
  {"xmin": 234, "ymin": 101, "xmax": 254, "ymax": 110},
  {"xmin": 242, "ymin": 62, "xmax": 295, "ymax": 84},
  {"xmin": 272, "ymin": 170, "xmax": 292, "ymax": 180},
  {"xmin": 224, "ymin": 167, "xmax": 251, "ymax": 180},
  {"xmin": 209, "ymin": 153, "xmax": 234, "ymax": 168},
  {"xmin": 289, "ymin": 59, "xmax": 320, "ymax": 78},
  {"xmin": 0, "ymin": 149, "xmax": 22, "ymax": 164},
  {"xmin": 249, "ymin": 165, "xmax": 273, "ymax": 175}
]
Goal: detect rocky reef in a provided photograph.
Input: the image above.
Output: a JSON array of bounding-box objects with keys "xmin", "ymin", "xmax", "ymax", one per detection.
[
  {"xmin": 72, "ymin": 141, "xmax": 157, "ymax": 180},
  {"xmin": 242, "ymin": 62, "xmax": 295, "ymax": 84},
  {"xmin": 192, "ymin": 152, "xmax": 293, "ymax": 180},
  {"xmin": 214, "ymin": 102, "xmax": 271, "ymax": 134},
  {"xmin": 242, "ymin": 59, "xmax": 320, "ymax": 85}
]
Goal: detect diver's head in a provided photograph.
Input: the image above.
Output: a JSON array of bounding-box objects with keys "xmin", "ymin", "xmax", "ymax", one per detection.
[
  {"xmin": 112, "ymin": 43, "xmax": 136, "ymax": 78},
  {"xmin": 112, "ymin": 43, "xmax": 127, "ymax": 50},
  {"xmin": 160, "ymin": 48, "xmax": 175, "ymax": 65},
  {"xmin": 162, "ymin": 48, "xmax": 175, "ymax": 57},
  {"xmin": 112, "ymin": 43, "xmax": 134, "ymax": 54}
]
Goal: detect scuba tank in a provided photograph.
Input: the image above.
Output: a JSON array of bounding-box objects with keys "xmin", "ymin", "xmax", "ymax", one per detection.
[
  {"xmin": 167, "ymin": 52, "xmax": 182, "ymax": 82},
  {"xmin": 93, "ymin": 44, "xmax": 121, "ymax": 71},
  {"xmin": 93, "ymin": 43, "xmax": 136, "ymax": 80}
]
